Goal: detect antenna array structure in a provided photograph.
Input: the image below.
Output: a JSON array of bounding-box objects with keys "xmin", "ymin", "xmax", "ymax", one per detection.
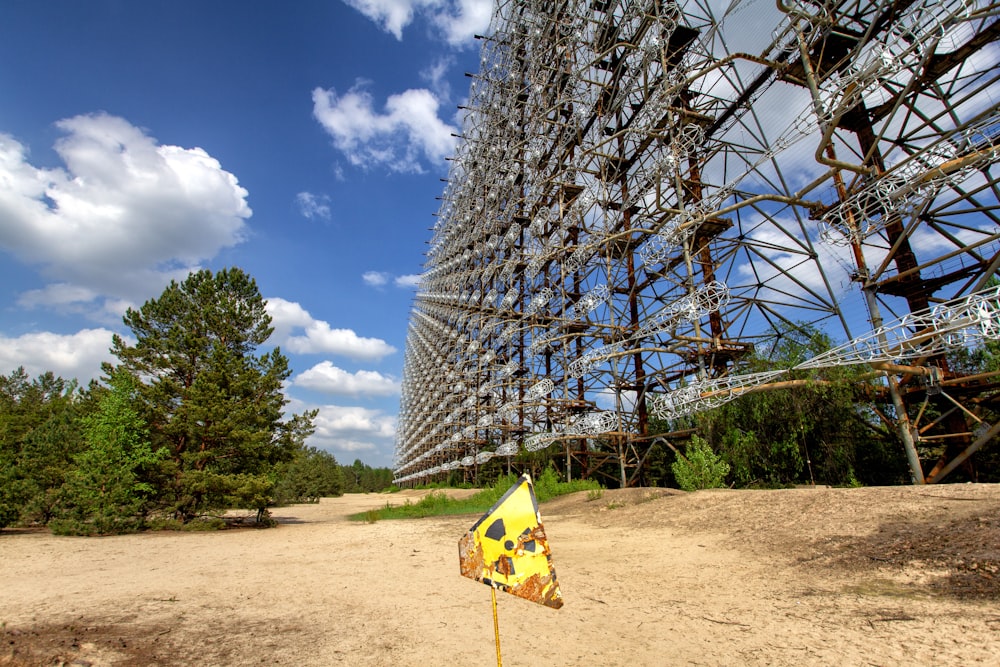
[{"xmin": 394, "ymin": 0, "xmax": 1000, "ymax": 486}]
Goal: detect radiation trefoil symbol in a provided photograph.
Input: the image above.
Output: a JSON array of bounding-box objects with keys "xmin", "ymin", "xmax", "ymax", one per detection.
[{"xmin": 458, "ymin": 474, "xmax": 563, "ymax": 609}]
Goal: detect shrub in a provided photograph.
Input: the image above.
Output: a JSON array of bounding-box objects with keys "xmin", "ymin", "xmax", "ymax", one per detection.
[{"xmin": 672, "ymin": 435, "xmax": 730, "ymax": 492}]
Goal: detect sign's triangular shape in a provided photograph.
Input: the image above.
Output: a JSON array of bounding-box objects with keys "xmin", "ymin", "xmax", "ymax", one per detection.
[{"xmin": 459, "ymin": 474, "xmax": 563, "ymax": 609}]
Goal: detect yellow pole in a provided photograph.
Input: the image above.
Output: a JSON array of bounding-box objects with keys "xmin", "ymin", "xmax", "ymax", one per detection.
[{"xmin": 491, "ymin": 585, "xmax": 503, "ymax": 667}]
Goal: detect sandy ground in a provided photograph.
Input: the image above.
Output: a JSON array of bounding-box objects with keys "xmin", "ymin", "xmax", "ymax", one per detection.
[{"xmin": 2, "ymin": 484, "xmax": 999, "ymax": 666}]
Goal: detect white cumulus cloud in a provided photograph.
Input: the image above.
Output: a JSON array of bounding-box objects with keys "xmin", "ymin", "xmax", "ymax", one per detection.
[
  {"xmin": 308, "ymin": 404, "xmax": 397, "ymax": 455},
  {"xmin": 265, "ymin": 297, "xmax": 396, "ymax": 360},
  {"xmin": 341, "ymin": 0, "xmax": 433, "ymax": 40},
  {"xmin": 294, "ymin": 361, "xmax": 400, "ymax": 396},
  {"xmin": 340, "ymin": 0, "xmax": 492, "ymax": 46},
  {"xmin": 432, "ymin": 0, "xmax": 494, "ymax": 46},
  {"xmin": 0, "ymin": 329, "xmax": 122, "ymax": 384},
  {"xmin": 0, "ymin": 113, "xmax": 251, "ymax": 312},
  {"xmin": 312, "ymin": 83, "xmax": 458, "ymax": 173}
]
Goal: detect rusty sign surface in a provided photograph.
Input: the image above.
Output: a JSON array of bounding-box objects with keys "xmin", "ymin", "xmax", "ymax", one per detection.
[{"xmin": 458, "ymin": 474, "xmax": 563, "ymax": 609}]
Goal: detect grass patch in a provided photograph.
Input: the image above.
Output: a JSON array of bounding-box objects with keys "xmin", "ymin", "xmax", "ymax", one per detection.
[{"xmin": 350, "ymin": 469, "xmax": 601, "ymax": 521}]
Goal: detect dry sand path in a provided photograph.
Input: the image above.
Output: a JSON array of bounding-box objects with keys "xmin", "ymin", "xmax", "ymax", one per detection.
[{"xmin": 2, "ymin": 485, "xmax": 999, "ymax": 666}]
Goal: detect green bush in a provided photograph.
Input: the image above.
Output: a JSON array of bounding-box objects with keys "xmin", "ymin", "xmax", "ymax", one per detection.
[{"xmin": 672, "ymin": 435, "xmax": 730, "ymax": 492}]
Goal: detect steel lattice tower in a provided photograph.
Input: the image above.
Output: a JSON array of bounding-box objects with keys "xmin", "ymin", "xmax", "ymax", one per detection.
[{"xmin": 394, "ymin": 0, "xmax": 1000, "ymax": 486}]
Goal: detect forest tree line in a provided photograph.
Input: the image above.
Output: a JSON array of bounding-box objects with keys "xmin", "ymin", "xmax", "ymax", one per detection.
[{"xmin": 0, "ymin": 268, "xmax": 393, "ymax": 535}]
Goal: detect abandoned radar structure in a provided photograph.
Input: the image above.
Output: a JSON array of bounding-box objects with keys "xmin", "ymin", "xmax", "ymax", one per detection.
[{"xmin": 393, "ymin": 0, "xmax": 1000, "ymax": 487}]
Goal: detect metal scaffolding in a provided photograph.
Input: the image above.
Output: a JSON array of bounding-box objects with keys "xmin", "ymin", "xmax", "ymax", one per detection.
[{"xmin": 394, "ymin": 0, "xmax": 1000, "ymax": 486}]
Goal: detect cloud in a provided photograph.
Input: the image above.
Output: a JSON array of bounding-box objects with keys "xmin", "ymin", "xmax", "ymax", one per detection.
[
  {"xmin": 362, "ymin": 271, "xmax": 421, "ymax": 288},
  {"xmin": 363, "ymin": 270, "xmax": 391, "ymax": 287},
  {"xmin": 420, "ymin": 56, "xmax": 456, "ymax": 99},
  {"xmin": 264, "ymin": 297, "xmax": 314, "ymax": 340},
  {"xmin": 431, "ymin": 0, "xmax": 494, "ymax": 46},
  {"xmin": 731, "ymin": 212, "xmax": 856, "ymax": 312},
  {"xmin": 393, "ymin": 273, "xmax": 422, "ymax": 288},
  {"xmin": 17, "ymin": 283, "xmax": 99, "ymax": 309},
  {"xmin": 341, "ymin": 0, "xmax": 432, "ymax": 40},
  {"xmin": 594, "ymin": 388, "xmax": 637, "ymax": 412},
  {"xmin": 340, "ymin": 0, "xmax": 492, "ymax": 46},
  {"xmin": 295, "ymin": 191, "xmax": 331, "ymax": 220},
  {"xmin": 265, "ymin": 297, "xmax": 396, "ymax": 360},
  {"xmin": 294, "ymin": 361, "xmax": 400, "ymax": 396},
  {"xmin": 0, "ymin": 329, "xmax": 121, "ymax": 384},
  {"xmin": 0, "ymin": 114, "xmax": 251, "ymax": 312},
  {"xmin": 312, "ymin": 83, "xmax": 458, "ymax": 172},
  {"xmin": 287, "ymin": 322, "xmax": 397, "ymax": 359},
  {"xmin": 307, "ymin": 404, "xmax": 397, "ymax": 454}
]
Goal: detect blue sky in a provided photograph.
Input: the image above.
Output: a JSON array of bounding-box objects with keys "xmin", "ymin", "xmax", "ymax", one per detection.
[{"xmin": 0, "ymin": 0, "xmax": 493, "ymax": 467}]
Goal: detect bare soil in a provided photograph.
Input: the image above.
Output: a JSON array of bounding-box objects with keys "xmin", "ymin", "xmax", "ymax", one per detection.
[{"xmin": 2, "ymin": 484, "xmax": 999, "ymax": 666}]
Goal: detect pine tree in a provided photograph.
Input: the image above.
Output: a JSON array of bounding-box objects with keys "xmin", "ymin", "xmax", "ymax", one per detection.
[
  {"xmin": 0, "ymin": 368, "xmax": 86, "ymax": 528},
  {"xmin": 108, "ymin": 267, "xmax": 315, "ymax": 521}
]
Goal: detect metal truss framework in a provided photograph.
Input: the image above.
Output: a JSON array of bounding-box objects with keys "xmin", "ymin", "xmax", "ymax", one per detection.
[{"xmin": 394, "ymin": 0, "xmax": 1000, "ymax": 486}]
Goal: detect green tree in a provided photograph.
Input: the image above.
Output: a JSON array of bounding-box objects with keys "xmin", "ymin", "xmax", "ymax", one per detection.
[
  {"xmin": 273, "ymin": 446, "xmax": 344, "ymax": 503},
  {"xmin": 637, "ymin": 434, "xmax": 681, "ymax": 488},
  {"xmin": 52, "ymin": 371, "xmax": 165, "ymax": 535},
  {"xmin": 108, "ymin": 267, "xmax": 316, "ymax": 521},
  {"xmin": 937, "ymin": 334, "xmax": 1000, "ymax": 482},
  {"xmin": 341, "ymin": 459, "xmax": 394, "ymax": 493},
  {"xmin": 659, "ymin": 323, "xmax": 906, "ymax": 488},
  {"xmin": 0, "ymin": 368, "xmax": 88, "ymax": 528},
  {"xmin": 706, "ymin": 326, "xmax": 905, "ymax": 487}
]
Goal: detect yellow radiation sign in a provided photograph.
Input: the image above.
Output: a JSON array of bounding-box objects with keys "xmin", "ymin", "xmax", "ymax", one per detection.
[{"xmin": 459, "ymin": 474, "xmax": 563, "ymax": 609}]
